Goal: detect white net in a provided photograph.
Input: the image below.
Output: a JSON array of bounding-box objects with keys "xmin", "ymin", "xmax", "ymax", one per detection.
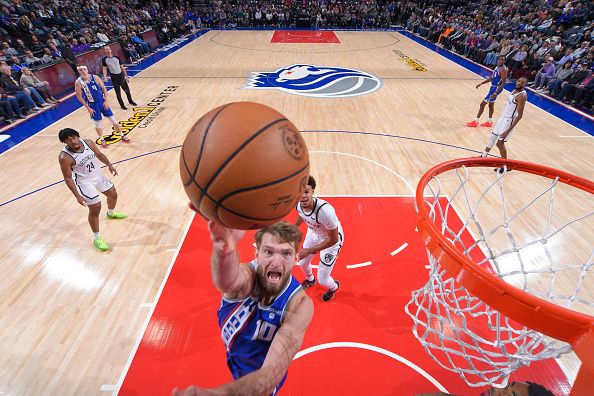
[{"xmin": 405, "ymin": 163, "xmax": 594, "ymax": 387}]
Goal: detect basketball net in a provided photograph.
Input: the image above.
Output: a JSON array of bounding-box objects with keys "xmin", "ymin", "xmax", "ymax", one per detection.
[{"xmin": 405, "ymin": 158, "xmax": 594, "ymax": 389}]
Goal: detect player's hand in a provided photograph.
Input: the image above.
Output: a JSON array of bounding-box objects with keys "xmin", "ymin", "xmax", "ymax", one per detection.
[
  {"xmin": 475, "ymin": 83, "xmax": 481, "ymax": 89},
  {"xmin": 298, "ymin": 248, "xmax": 313, "ymax": 259},
  {"xmin": 171, "ymin": 385, "xmax": 210, "ymax": 396},
  {"xmin": 108, "ymin": 165, "xmax": 118, "ymax": 176},
  {"xmin": 489, "ymin": 94, "xmax": 496, "ymax": 100},
  {"xmin": 125, "ymin": 76, "xmax": 130, "ymax": 82},
  {"xmin": 103, "ymin": 101, "xmax": 109, "ymax": 109},
  {"xmin": 208, "ymin": 220, "xmax": 245, "ymax": 256},
  {"xmin": 87, "ymin": 107, "xmax": 95, "ymax": 116},
  {"xmin": 102, "ymin": 76, "xmax": 108, "ymax": 82},
  {"xmin": 76, "ymin": 195, "xmax": 87, "ymax": 206}
]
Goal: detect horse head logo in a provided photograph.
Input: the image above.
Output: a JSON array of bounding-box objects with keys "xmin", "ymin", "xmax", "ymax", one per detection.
[{"xmin": 245, "ymin": 64, "xmax": 382, "ymax": 98}]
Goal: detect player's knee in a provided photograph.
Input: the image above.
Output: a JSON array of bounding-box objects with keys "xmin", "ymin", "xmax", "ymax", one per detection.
[
  {"xmin": 106, "ymin": 187, "xmax": 118, "ymax": 200},
  {"xmin": 94, "ymin": 120, "xmax": 102, "ymax": 129},
  {"xmin": 496, "ymin": 140, "xmax": 505, "ymax": 148},
  {"xmin": 88, "ymin": 202, "xmax": 101, "ymax": 215},
  {"xmin": 108, "ymin": 116, "xmax": 118, "ymax": 125}
]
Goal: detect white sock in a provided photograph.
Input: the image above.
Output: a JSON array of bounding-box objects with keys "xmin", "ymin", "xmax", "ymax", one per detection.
[
  {"xmin": 488, "ymin": 118, "xmax": 492, "ymax": 122},
  {"xmin": 481, "ymin": 152, "xmax": 488, "ymax": 158},
  {"xmin": 93, "ymin": 232, "xmax": 100, "ymax": 239},
  {"xmin": 107, "ymin": 209, "xmax": 114, "ymax": 215},
  {"xmin": 299, "ymin": 258, "xmax": 314, "ymax": 280},
  {"xmin": 475, "ymin": 118, "xmax": 479, "ymax": 122}
]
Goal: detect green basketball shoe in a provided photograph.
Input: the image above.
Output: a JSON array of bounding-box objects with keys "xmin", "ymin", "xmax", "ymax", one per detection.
[
  {"xmin": 106, "ymin": 211, "xmax": 127, "ymax": 220},
  {"xmin": 93, "ymin": 237, "xmax": 110, "ymax": 251}
]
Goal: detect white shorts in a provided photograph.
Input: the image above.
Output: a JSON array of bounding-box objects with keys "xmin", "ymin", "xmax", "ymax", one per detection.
[
  {"xmin": 74, "ymin": 174, "xmax": 113, "ymax": 205},
  {"xmin": 488, "ymin": 117, "xmax": 514, "ymax": 147},
  {"xmin": 303, "ymin": 229, "xmax": 343, "ymax": 267}
]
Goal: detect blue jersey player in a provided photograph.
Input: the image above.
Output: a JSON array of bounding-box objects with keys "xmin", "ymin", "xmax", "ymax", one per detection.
[
  {"xmin": 173, "ymin": 219, "xmax": 314, "ymax": 396},
  {"xmin": 466, "ymin": 56, "xmax": 508, "ymax": 128},
  {"xmin": 74, "ymin": 65, "xmax": 130, "ymax": 148}
]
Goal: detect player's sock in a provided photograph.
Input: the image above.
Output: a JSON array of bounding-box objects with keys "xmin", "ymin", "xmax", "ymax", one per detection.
[
  {"xmin": 107, "ymin": 209, "xmax": 113, "ymax": 216},
  {"xmin": 481, "ymin": 152, "xmax": 488, "ymax": 158},
  {"xmin": 93, "ymin": 232, "xmax": 100, "ymax": 239},
  {"xmin": 488, "ymin": 118, "xmax": 492, "ymax": 122},
  {"xmin": 306, "ymin": 275, "xmax": 314, "ymax": 282}
]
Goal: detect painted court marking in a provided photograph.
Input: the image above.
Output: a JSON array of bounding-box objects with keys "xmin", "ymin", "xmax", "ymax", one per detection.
[
  {"xmin": 112, "ymin": 213, "xmax": 195, "ymax": 395},
  {"xmin": 390, "ymin": 243, "xmax": 408, "ymax": 256},
  {"xmin": 346, "ymin": 261, "xmax": 373, "ymax": 269},
  {"xmin": 293, "ymin": 342, "xmax": 448, "ymax": 392}
]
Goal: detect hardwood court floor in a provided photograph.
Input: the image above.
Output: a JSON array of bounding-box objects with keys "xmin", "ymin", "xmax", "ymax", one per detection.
[{"xmin": 0, "ymin": 30, "xmax": 591, "ymax": 395}]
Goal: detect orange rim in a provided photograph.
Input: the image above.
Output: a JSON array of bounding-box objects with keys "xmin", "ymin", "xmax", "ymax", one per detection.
[{"xmin": 416, "ymin": 158, "xmax": 594, "ymax": 359}]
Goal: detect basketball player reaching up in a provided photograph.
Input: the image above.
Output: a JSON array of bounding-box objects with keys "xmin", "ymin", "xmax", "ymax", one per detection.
[
  {"xmin": 295, "ymin": 176, "xmax": 343, "ymax": 302},
  {"xmin": 58, "ymin": 128, "xmax": 127, "ymax": 251},
  {"xmin": 467, "ymin": 56, "xmax": 508, "ymax": 128},
  {"xmin": 75, "ymin": 64, "xmax": 130, "ymax": 148},
  {"xmin": 173, "ymin": 220, "xmax": 313, "ymax": 396},
  {"xmin": 481, "ymin": 77, "xmax": 527, "ymax": 172}
]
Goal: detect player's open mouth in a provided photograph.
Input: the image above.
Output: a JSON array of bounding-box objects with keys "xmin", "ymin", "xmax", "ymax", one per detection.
[{"xmin": 267, "ymin": 271, "xmax": 282, "ymax": 283}]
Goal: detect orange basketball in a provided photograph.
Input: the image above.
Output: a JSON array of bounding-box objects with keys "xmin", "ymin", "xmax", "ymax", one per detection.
[{"xmin": 180, "ymin": 102, "xmax": 310, "ymax": 230}]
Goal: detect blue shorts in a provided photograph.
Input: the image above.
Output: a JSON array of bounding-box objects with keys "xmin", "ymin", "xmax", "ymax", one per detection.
[
  {"xmin": 88, "ymin": 101, "xmax": 114, "ymax": 121},
  {"xmin": 484, "ymin": 85, "xmax": 502, "ymax": 103}
]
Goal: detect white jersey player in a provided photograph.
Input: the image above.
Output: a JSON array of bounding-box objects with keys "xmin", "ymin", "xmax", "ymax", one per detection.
[
  {"xmin": 58, "ymin": 128, "xmax": 127, "ymax": 251},
  {"xmin": 294, "ymin": 176, "xmax": 343, "ymax": 302},
  {"xmin": 481, "ymin": 77, "xmax": 527, "ymax": 172}
]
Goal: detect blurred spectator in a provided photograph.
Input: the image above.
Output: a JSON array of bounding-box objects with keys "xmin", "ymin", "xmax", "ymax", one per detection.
[
  {"xmin": 10, "ymin": 55, "xmax": 27, "ymax": 79},
  {"xmin": 129, "ymin": 31, "xmax": 151, "ymax": 55},
  {"xmin": 2, "ymin": 41, "xmax": 18, "ymax": 57},
  {"xmin": 96, "ymin": 29, "xmax": 110, "ymax": 44},
  {"xmin": 24, "ymin": 49, "xmax": 41, "ymax": 66},
  {"xmin": 557, "ymin": 61, "xmax": 591, "ymax": 101},
  {"xmin": 541, "ymin": 60, "xmax": 575, "ymax": 95},
  {"xmin": 40, "ymin": 47, "xmax": 57, "ymax": 64},
  {"xmin": 14, "ymin": 38, "xmax": 28, "ymax": 55},
  {"xmin": 531, "ymin": 57, "xmax": 556, "ymax": 89},
  {"xmin": 29, "ymin": 35, "xmax": 44, "ymax": 53},
  {"xmin": 19, "ymin": 67, "xmax": 58, "ymax": 104},
  {"xmin": 0, "ymin": 86, "xmax": 27, "ymax": 120},
  {"xmin": 0, "ymin": 65, "xmax": 42, "ymax": 113}
]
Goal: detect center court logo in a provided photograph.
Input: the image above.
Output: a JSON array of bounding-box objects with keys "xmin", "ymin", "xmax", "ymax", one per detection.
[{"xmin": 244, "ymin": 64, "xmax": 382, "ymax": 98}]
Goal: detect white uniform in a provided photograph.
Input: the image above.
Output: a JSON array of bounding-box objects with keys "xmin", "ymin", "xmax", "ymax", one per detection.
[
  {"xmin": 297, "ymin": 197, "xmax": 343, "ymax": 290},
  {"xmin": 488, "ymin": 89, "xmax": 526, "ymax": 147},
  {"xmin": 62, "ymin": 140, "xmax": 113, "ymax": 205}
]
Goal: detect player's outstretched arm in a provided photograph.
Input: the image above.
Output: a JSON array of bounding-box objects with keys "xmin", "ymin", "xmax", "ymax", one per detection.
[{"xmin": 208, "ymin": 221, "xmax": 253, "ymax": 298}]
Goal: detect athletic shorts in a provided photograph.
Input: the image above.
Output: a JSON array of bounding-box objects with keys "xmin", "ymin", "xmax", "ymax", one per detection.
[
  {"xmin": 88, "ymin": 101, "xmax": 114, "ymax": 121},
  {"xmin": 74, "ymin": 173, "xmax": 113, "ymax": 205},
  {"xmin": 484, "ymin": 85, "xmax": 502, "ymax": 103},
  {"xmin": 303, "ymin": 229, "xmax": 343, "ymax": 267},
  {"xmin": 488, "ymin": 117, "xmax": 514, "ymax": 147}
]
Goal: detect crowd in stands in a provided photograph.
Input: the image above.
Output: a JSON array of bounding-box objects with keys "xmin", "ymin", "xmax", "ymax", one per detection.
[
  {"xmin": 0, "ymin": 0, "xmax": 194, "ymax": 125},
  {"xmin": 0, "ymin": 0, "xmax": 592, "ymax": 126},
  {"xmin": 402, "ymin": 0, "xmax": 594, "ymax": 112}
]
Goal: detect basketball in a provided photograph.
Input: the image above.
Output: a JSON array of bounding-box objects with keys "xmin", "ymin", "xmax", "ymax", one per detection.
[{"xmin": 180, "ymin": 102, "xmax": 310, "ymax": 230}]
